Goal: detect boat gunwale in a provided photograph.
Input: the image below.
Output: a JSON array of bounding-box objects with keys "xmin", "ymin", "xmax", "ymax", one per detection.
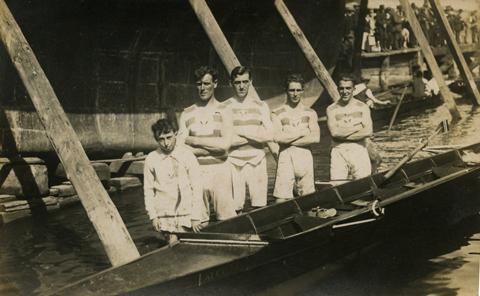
[
  {"xmin": 51, "ymin": 143, "xmax": 480, "ymax": 295},
  {"xmin": 198, "ymin": 143, "xmax": 480, "ymax": 240},
  {"xmin": 200, "ymin": 165, "xmax": 478, "ymax": 242}
]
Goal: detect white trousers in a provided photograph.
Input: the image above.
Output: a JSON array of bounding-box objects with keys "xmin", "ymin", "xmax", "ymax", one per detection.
[
  {"xmin": 230, "ymin": 158, "xmax": 268, "ymax": 210},
  {"xmin": 201, "ymin": 162, "xmax": 237, "ymax": 220},
  {"xmin": 274, "ymin": 147, "xmax": 315, "ymax": 199},
  {"xmin": 330, "ymin": 142, "xmax": 371, "ymax": 185}
]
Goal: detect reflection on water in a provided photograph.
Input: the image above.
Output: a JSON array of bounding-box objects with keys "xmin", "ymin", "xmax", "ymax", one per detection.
[
  {"xmin": 0, "ymin": 189, "xmax": 156, "ymax": 295},
  {"xmin": 375, "ymin": 104, "xmax": 480, "ymax": 171},
  {"xmin": 0, "ymin": 102, "xmax": 479, "ymax": 295}
]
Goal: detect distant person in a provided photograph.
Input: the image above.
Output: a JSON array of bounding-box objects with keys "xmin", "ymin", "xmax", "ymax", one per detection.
[
  {"xmin": 447, "ymin": 7, "xmax": 462, "ymax": 43},
  {"xmin": 144, "ymin": 117, "xmax": 207, "ymax": 243},
  {"xmin": 417, "ymin": 7, "xmax": 431, "ymax": 43},
  {"xmin": 412, "ymin": 68, "xmax": 439, "ymax": 98},
  {"xmin": 353, "ymin": 77, "xmax": 392, "ymax": 107},
  {"xmin": 424, "ymin": 70, "xmax": 440, "ymax": 97},
  {"xmin": 375, "ymin": 5, "xmax": 388, "ymax": 51},
  {"xmin": 363, "ymin": 9, "xmax": 377, "ymax": 52},
  {"xmin": 391, "ymin": 7, "xmax": 404, "ymax": 50},
  {"xmin": 385, "ymin": 8, "xmax": 395, "ymax": 50},
  {"xmin": 401, "ymin": 21, "xmax": 410, "ymax": 48},
  {"xmin": 178, "ymin": 66, "xmax": 237, "ymax": 221},
  {"xmin": 344, "ymin": 6, "xmax": 356, "ymax": 37},
  {"xmin": 417, "ymin": 5, "xmax": 435, "ymax": 46},
  {"xmin": 338, "ymin": 32, "xmax": 355, "ymax": 73},
  {"xmin": 272, "ymin": 74, "xmax": 320, "ymax": 201},
  {"xmin": 223, "ymin": 66, "xmax": 274, "ymax": 212},
  {"xmin": 327, "ymin": 75, "xmax": 373, "ymax": 184},
  {"xmin": 412, "ymin": 68, "xmax": 429, "ymax": 98},
  {"xmin": 457, "ymin": 9, "xmax": 467, "ymax": 44},
  {"xmin": 469, "ymin": 11, "xmax": 478, "ymax": 43}
]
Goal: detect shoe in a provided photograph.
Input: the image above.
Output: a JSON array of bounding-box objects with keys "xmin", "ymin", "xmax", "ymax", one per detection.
[{"xmin": 317, "ymin": 208, "xmax": 337, "ymax": 219}]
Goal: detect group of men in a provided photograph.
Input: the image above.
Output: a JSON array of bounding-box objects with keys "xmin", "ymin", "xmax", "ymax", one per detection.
[
  {"xmin": 345, "ymin": 2, "xmax": 478, "ymax": 55},
  {"xmin": 143, "ymin": 66, "xmax": 373, "ymax": 241}
]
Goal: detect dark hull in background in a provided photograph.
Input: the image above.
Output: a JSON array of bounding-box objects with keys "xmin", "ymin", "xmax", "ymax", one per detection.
[{"xmin": 0, "ymin": 0, "xmax": 344, "ymax": 157}]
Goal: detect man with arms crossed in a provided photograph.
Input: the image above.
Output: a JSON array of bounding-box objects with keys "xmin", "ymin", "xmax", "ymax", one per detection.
[
  {"xmin": 327, "ymin": 75, "xmax": 373, "ymax": 185},
  {"xmin": 223, "ymin": 66, "xmax": 274, "ymax": 212},
  {"xmin": 178, "ymin": 66, "xmax": 236, "ymax": 221},
  {"xmin": 272, "ymin": 74, "xmax": 320, "ymax": 200}
]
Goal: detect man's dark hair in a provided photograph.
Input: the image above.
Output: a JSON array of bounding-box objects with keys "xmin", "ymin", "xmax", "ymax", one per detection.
[
  {"xmin": 194, "ymin": 66, "xmax": 218, "ymax": 82},
  {"xmin": 151, "ymin": 112, "xmax": 178, "ymax": 141},
  {"xmin": 230, "ymin": 66, "xmax": 251, "ymax": 82},
  {"xmin": 285, "ymin": 73, "xmax": 305, "ymax": 90},
  {"xmin": 338, "ymin": 74, "xmax": 355, "ymax": 84}
]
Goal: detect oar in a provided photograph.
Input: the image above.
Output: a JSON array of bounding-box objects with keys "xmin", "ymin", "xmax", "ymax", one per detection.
[
  {"xmin": 91, "ymin": 155, "xmax": 147, "ymax": 164},
  {"xmin": 424, "ymin": 144, "xmax": 463, "ymax": 150},
  {"xmin": 382, "ymin": 120, "xmax": 450, "ymax": 182},
  {"xmin": 375, "ymin": 82, "xmax": 410, "ymax": 98},
  {"xmin": 387, "ymin": 85, "xmax": 408, "ymax": 131}
]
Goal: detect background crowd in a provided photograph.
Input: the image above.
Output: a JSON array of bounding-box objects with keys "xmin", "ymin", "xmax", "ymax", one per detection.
[{"xmin": 343, "ymin": 2, "xmax": 479, "ymax": 53}]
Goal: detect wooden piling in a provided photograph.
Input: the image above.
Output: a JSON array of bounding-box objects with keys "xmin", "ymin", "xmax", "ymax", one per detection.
[
  {"xmin": 428, "ymin": 0, "xmax": 480, "ymax": 105},
  {"xmin": 274, "ymin": 0, "xmax": 339, "ymax": 102},
  {"xmin": 399, "ymin": 0, "xmax": 461, "ymax": 121},
  {"xmin": 0, "ymin": 0, "xmax": 140, "ymax": 266}
]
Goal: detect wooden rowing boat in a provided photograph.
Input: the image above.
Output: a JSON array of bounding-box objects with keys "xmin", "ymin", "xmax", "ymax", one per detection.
[{"xmin": 53, "ymin": 142, "xmax": 480, "ymax": 295}]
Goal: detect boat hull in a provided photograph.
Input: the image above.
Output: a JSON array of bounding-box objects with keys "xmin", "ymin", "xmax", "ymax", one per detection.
[
  {"xmin": 0, "ymin": 0, "xmax": 344, "ymax": 157},
  {"xmin": 53, "ymin": 145, "xmax": 480, "ymax": 295}
]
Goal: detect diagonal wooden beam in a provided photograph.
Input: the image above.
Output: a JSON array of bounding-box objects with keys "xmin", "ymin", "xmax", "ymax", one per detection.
[
  {"xmin": 274, "ymin": 0, "xmax": 340, "ymax": 102},
  {"xmin": 399, "ymin": 0, "xmax": 461, "ymax": 121},
  {"xmin": 189, "ymin": 0, "xmax": 279, "ymax": 156},
  {"xmin": 0, "ymin": 0, "xmax": 140, "ymax": 266},
  {"xmin": 188, "ymin": 0, "xmax": 261, "ymax": 100},
  {"xmin": 428, "ymin": 0, "xmax": 480, "ymax": 105}
]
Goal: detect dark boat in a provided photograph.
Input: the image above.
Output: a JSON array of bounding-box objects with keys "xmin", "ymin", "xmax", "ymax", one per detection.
[
  {"xmin": 53, "ymin": 142, "xmax": 480, "ymax": 295},
  {"xmin": 0, "ymin": 0, "xmax": 344, "ymax": 158}
]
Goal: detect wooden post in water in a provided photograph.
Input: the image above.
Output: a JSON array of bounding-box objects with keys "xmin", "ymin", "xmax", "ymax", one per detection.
[
  {"xmin": 352, "ymin": 0, "xmax": 369, "ymax": 77},
  {"xmin": 0, "ymin": 0, "xmax": 140, "ymax": 266},
  {"xmin": 428, "ymin": 0, "xmax": 480, "ymax": 105},
  {"xmin": 274, "ymin": 0, "xmax": 340, "ymax": 102},
  {"xmin": 399, "ymin": 0, "xmax": 461, "ymax": 121}
]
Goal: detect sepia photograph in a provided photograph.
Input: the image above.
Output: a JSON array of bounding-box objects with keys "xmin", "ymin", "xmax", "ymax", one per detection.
[{"xmin": 0, "ymin": 0, "xmax": 479, "ymax": 295}]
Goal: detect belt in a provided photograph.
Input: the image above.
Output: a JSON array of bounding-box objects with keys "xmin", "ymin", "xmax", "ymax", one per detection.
[{"xmin": 332, "ymin": 137, "xmax": 366, "ymax": 144}]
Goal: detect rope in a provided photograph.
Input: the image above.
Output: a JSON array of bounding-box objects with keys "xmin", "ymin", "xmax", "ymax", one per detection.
[{"xmin": 370, "ymin": 199, "xmax": 385, "ymax": 217}]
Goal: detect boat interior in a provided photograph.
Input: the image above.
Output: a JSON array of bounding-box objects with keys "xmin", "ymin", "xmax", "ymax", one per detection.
[{"xmin": 178, "ymin": 144, "xmax": 480, "ymax": 242}]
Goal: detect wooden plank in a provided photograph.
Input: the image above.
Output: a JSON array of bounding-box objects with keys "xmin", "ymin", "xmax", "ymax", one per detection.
[
  {"xmin": 399, "ymin": 0, "xmax": 461, "ymax": 121},
  {"xmin": 0, "ymin": 0, "xmax": 139, "ymax": 266},
  {"xmin": 273, "ymin": 0, "xmax": 339, "ymax": 102},
  {"xmin": 362, "ymin": 47, "xmax": 420, "ymax": 58},
  {"xmin": 428, "ymin": 0, "xmax": 480, "ymax": 105},
  {"xmin": 361, "ymin": 44, "xmax": 479, "ymax": 58}
]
